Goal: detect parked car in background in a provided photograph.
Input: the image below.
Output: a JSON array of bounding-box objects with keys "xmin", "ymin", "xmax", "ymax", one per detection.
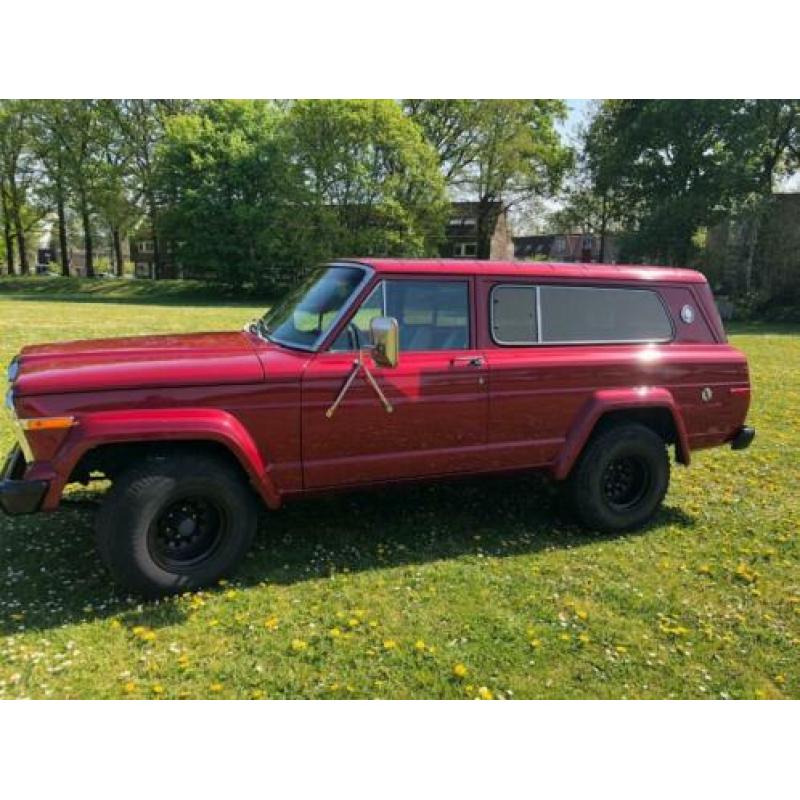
[{"xmin": 2, "ymin": 259, "xmax": 754, "ymax": 596}]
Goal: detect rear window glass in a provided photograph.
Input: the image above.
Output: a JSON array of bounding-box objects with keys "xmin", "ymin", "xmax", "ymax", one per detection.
[
  {"xmin": 540, "ymin": 286, "xmax": 672, "ymax": 343},
  {"xmin": 490, "ymin": 284, "xmax": 673, "ymax": 345}
]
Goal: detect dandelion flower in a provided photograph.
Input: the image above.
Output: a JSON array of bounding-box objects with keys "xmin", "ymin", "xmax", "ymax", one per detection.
[
  {"xmin": 210, "ymin": 683, "xmax": 223, "ymax": 693},
  {"xmin": 291, "ymin": 639, "xmax": 309, "ymax": 652},
  {"xmin": 123, "ymin": 681, "xmax": 136, "ymax": 694},
  {"xmin": 151, "ymin": 684, "xmax": 164, "ymax": 695},
  {"xmin": 383, "ymin": 640, "xmax": 397, "ymax": 650},
  {"xmin": 529, "ymin": 639, "xmax": 541, "ymax": 649},
  {"xmin": 348, "ymin": 618, "xmax": 360, "ymax": 628},
  {"xmin": 264, "ymin": 616, "xmax": 279, "ymax": 631},
  {"xmin": 329, "ymin": 627, "xmax": 342, "ymax": 638},
  {"xmin": 452, "ymin": 663, "xmax": 468, "ymax": 679},
  {"xmin": 414, "ymin": 640, "xmax": 426, "ymax": 652},
  {"xmin": 477, "ymin": 686, "xmax": 493, "ymax": 700}
]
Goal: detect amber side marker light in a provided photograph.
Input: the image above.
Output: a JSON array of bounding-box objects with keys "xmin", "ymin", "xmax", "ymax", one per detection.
[{"xmin": 19, "ymin": 416, "xmax": 77, "ymax": 431}]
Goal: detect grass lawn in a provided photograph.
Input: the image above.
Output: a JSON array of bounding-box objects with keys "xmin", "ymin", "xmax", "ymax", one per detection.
[{"xmin": 1, "ymin": 281, "xmax": 798, "ymax": 699}]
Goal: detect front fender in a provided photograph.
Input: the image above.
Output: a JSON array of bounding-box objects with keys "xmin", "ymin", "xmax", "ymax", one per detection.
[
  {"xmin": 29, "ymin": 408, "xmax": 281, "ymax": 510},
  {"xmin": 552, "ymin": 387, "xmax": 691, "ymax": 481}
]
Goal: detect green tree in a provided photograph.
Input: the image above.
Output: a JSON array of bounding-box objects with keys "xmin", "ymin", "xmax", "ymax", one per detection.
[
  {"xmin": 582, "ymin": 100, "xmax": 800, "ymax": 281},
  {"xmin": 156, "ymin": 100, "xmax": 286, "ymax": 287},
  {"xmin": 29, "ymin": 101, "xmax": 75, "ymax": 276},
  {"xmin": 113, "ymin": 100, "xmax": 194, "ymax": 279},
  {"xmin": 282, "ymin": 99, "xmax": 447, "ymax": 265},
  {"xmin": 406, "ymin": 100, "xmax": 572, "ymax": 257},
  {"xmin": 0, "ymin": 101, "xmax": 43, "ymax": 274},
  {"xmin": 156, "ymin": 99, "xmax": 447, "ymax": 289}
]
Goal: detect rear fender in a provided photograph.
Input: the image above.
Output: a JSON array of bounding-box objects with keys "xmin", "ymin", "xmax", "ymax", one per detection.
[
  {"xmin": 30, "ymin": 408, "xmax": 281, "ymax": 510},
  {"xmin": 552, "ymin": 387, "xmax": 690, "ymax": 481}
]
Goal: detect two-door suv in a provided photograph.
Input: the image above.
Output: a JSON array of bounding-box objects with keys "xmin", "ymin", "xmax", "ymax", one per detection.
[{"xmin": 2, "ymin": 259, "xmax": 754, "ymax": 596}]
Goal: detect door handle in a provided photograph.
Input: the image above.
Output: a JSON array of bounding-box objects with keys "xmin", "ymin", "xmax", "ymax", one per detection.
[{"xmin": 451, "ymin": 355, "xmax": 485, "ymax": 367}]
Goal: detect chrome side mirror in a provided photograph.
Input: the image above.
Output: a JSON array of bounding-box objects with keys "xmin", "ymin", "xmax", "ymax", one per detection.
[{"xmin": 370, "ymin": 316, "xmax": 399, "ymax": 368}]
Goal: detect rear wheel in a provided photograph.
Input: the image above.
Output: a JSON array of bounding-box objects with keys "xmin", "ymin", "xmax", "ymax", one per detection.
[
  {"xmin": 567, "ymin": 422, "xmax": 669, "ymax": 532},
  {"xmin": 95, "ymin": 452, "xmax": 258, "ymax": 597}
]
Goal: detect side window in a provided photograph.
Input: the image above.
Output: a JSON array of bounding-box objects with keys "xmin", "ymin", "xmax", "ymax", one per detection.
[
  {"xmin": 540, "ymin": 286, "xmax": 672, "ymax": 343},
  {"xmin": 331, "ymin": 282, "xmax": 384, "ymax": 350},
  {"xmin": 491, "ymin": 285, "xmax": 537, "ymax": 343},
  {"xmin": 386, "ymin": 280, "xmax": 469, "ymax": 351}
]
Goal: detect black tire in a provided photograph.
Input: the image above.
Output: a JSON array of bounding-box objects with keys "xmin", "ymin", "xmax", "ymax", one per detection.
[
  {"xmin": 95, "ymin": 452, "xmax": 258, "ymax": 597},
  {"xmin": 567, "ymin": 422, "xmax": 669, "ymax": 533}
]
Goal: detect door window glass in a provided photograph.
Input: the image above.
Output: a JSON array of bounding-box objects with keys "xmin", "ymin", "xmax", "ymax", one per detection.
[{"xmin": 386, "ymin": 280, "xmax": 469, "ymax": 351}]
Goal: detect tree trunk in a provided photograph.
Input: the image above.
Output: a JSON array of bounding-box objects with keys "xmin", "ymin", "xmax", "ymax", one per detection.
[
  {"xmin": 56, "ymin": 181, "xmax": 69, "ymax": 277},
  {"xmin": 148, "ymin": 197, "xmax": 161, "ymax": 280},
  {"xmin": 112, "ymin": 227, "xmax": 123, "ymax": 277},
  {"xmin": 476, "ymin": 197, "xmax": 495, "ymax": 260},
  {"xmin": 598, "ymin": 194, "xmax": 607, "ymax": 264},
  {"xmin": 81, "ymin": 205, "xmax": 94, "ymax": 278},
  {"xmin": 14, "ymin": 216, "xmax": 27, "ymax": 275},
  {"xmin": 1, "ymin": 182, "xmax": 14, "ymax": 274}
]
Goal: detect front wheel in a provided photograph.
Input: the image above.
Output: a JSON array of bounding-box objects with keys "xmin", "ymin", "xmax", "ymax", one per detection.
[
  {"xmin": 567, "ymin": 423, "xmax": 670, "ymax": 533},
  {"xmin": 95, "ymin": 452, "xmax": 258, "ymax": 597}
]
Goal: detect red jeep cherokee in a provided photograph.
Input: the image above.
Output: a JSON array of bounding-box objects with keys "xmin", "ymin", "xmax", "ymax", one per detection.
[{"xmin": 2, "ymin": 259, "xmax": 754, "ymax": 596}]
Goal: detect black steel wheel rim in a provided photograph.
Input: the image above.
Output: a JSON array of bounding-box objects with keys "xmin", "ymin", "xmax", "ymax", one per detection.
[
  {"xmin": 602, "ymin": 455, "xmax": 650, "ymax": 511},
  {"xmin": 148, "ymin": 496, "xmax": 226, "ymax": 571}
]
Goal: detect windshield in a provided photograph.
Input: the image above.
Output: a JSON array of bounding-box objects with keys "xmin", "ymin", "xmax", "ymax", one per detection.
[{"xmin": 260, "ymin": 264, "xmax": 369, "ymax": 350}]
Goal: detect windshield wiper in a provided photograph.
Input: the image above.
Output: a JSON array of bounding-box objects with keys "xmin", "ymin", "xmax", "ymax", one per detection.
[{"xmin": 246, "ymin": 318, "xmax": 272, "ymax": 342}]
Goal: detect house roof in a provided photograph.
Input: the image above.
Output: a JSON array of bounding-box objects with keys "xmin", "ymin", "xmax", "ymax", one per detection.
[{"xmin": 345, "ymin": 258, "xmax": 707, "ymax": 284}]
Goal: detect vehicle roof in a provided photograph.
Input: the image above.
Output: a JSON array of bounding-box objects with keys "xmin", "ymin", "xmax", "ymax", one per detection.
[{"xmin": 346, "ymin": 258, "xmax": 707, "ymax": 284}]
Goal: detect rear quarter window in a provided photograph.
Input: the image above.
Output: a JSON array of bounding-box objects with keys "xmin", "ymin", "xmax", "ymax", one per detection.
[
  {"xmin": 540, "ymin": 286, "xmax": 673, "ymax": 343},
  {"xmin": 489, "ymin": 283, "xmax": 674, "ymax": 345}
]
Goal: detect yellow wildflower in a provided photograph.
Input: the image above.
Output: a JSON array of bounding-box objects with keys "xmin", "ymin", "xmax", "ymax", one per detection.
[
  {"xmin": 383, "ymin": 640, "xmax": 397, "ymax": 650},
  {"xmin": 414, "ymin": 640, "xmax": 426, "ymax": 652},
  {"xmin": 348, "ymin": 618, "xmax": 361, "ymax": 628},
  {"xmin": 291, "ymin": 639, "xmax": 309, "ymax": 652},
  {"xmin": 225, "ymin": 589, "xmax": 238, "ymax": 599},
  {"xmin": 578, "ymin": 633, "xmax": 590, "ymax": 644},
  {"xmin": 110, "ymin": 619, "xmax": 122, "ymax": 630},
  {"xmin": 151, "ymin": 684, "xmax": 164, "ymax": 695},
  {"xmin": 529, "ymin": 639, "xmax": 541, "ymax": 648},
  {"xmin": 264, "ymin": 616, "xmax": 279, "ymax": 631},
  {"xmin": 209, "ymin": 683, "xmax": 223, "ymax": 693},
  {"xmin": 477, "ymin": 686, "xmax": 493, "ymax": 700},
  {"xmin": 452, "ymin": 663, "xmax": 468, "ymax": 679},
  {"xmin": 123, "ymin": 681, "xmax": 136, "ymax": 694},
  {"xmin": 251, "ymin": 690, "xmax": 265, "ymax": 700},
  {"xmin": 329, "ymin": 627, "xmax": 342, "ymax": 638},
  {"xmin": 208, "ymin": 619, "xmax": 220, "ymax": 627}
]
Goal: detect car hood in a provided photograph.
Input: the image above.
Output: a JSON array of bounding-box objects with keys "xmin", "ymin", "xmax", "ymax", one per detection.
[{"xmin": 14, "ymin": 331, "xmax": 266, "ymax": 396}]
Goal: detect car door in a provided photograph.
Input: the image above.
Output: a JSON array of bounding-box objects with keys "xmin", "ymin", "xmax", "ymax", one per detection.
[{"xmin": 301, "ymin": 276, "xmax": 488, "ymax": 489}]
